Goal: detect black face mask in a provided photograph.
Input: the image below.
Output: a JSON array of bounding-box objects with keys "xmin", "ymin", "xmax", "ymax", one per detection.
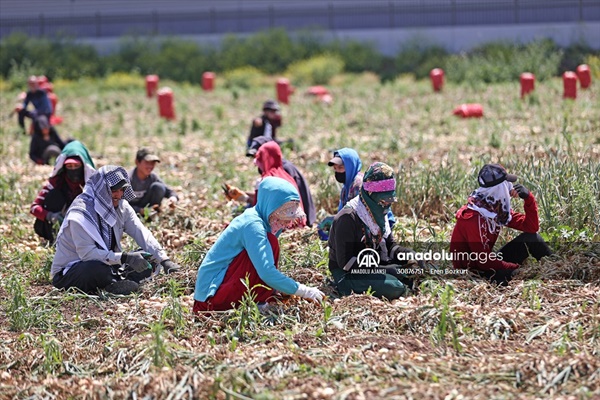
[
  {"xmin": 335, "ymin": 172, "xmax": 346, "ymax": 183},
  {"xmin": 66, "ymin": 167, "xmax": 83, "ymax": 183}
]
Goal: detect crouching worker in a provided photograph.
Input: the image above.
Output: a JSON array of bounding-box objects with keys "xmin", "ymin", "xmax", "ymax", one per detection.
[
  {"xmin": 128, "ymin": 148, "xmax": 179, "ymax": 217},
  {"xmin": 449, "ymin": 164, "xmax": 552, "ymax": 286},
  {"xmin": 50, "ymin": 166, "xmax": 181, "ymax": 295},
  {"xmin": 30, "ymin": 140, "xmax": 96, "ymax": 242},
  {"xmin": 29, "ymin": 115, "xmax": 66, "ymax": 165},
  {"xmin": 194, "ymin": 177, "xmax": 324, "ymax": 312},
  {"xmin": 223, "ymin": 141, "xmax": 307, "ymax": 228},
  {"xmin": 328, "ymin": 162, "xmax": 421, "ymax": 300}
]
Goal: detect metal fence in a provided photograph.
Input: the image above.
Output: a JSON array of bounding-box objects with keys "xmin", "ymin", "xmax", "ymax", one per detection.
[{"xmin": 1, "ymin": 1, "xmax": 599, "ymax": 39}]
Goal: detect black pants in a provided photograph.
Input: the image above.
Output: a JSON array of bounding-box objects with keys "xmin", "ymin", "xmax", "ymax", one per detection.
[
  {"xmin": 52, "ymin": 260, "xmax": 152, "ymax": 294},
  {"xmin": 18, "ymin": 109, "xmax": 51, "ymax": 129},
  {"xmin": 478, "ymin": 232, "xmax": 553, "ymax": 286},
  {"xmin": 130, "ymin": 182, "xmax": 166, "ymax": 210},
  {"xmin": 33, "ymin": 188, "xmax": 67, "ymax": 242}
]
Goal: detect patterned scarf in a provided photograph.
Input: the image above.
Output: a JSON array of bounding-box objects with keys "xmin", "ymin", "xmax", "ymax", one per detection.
[
  {"xmin": 66, "ymin": 166, "xmax": 136, "ymax": 249},
  {"xmin": 268, "ymin": 200, "xmax": 305, "ymax": 235},
  {"xmin": 467, "ymin": 180, "xmax": 513, "ymax": 234},
  {"xmin": 346, "ymin": 162, "xmax": 397, "ymax": 247}
]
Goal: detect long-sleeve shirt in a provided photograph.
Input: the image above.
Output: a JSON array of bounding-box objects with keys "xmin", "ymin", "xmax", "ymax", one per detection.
[
  {"xmin": 247, "ymin": 115, "xmax": 276, "ymax": 147},
  {"xmin": 23, "ymin": 90, "xmax": 53, "ymax": 116},
  {"xmin": 328, "ymin": 207, "xmax": 398, "ymax": 272},
  {"xmin": 30, "ymin": 181, "xmax": 55, "ymax": 222},
  {"xmin": 194, "ymin": 207, "xmax": 299, "ymax": 302},
  {"xmin": 128, "ymin": 168, "xmax": 178, "ymax": 212},
  {"xmin": 282, "ymin": 159, "xmax": 316, "ymax": 227},
  {"xmin": 51, "ymin": 200, "xmax": 168, "ymax": 278},
  {"xmin": 449, "ymin": 193, "xmax": 540, "ymax": 271},
  {"xmin": 30, "ymin": 178, "xmax": 80, "ymax": 221}
]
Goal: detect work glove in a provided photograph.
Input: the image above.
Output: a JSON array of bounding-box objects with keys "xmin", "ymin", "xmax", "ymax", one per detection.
[
  {"xmin": 317, "ymin": 215, "xmax": 334, "ymax": 241},
  {"xmin": 512, "ymin": 183, "xmax": 530, "ymax": 199},
  {"xmin": 46, "ymin": 211, "xmax": 64, "ymax": 225},
  {"xmin": 160, "ymin": 259, "xmax": 181, "ymax": 274},
  {"xmin": 222, "ymin": 183, "xmax": 249, "ymax": 202},
  {"xmin": 294, "ymin": 283, "xmax": 325, "ymax": 303},
  {"xmin": 121, "ymin": 251, "xmax": 152, "ymax": 273}
]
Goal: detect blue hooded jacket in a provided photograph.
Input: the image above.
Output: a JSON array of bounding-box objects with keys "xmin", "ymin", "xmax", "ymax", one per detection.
[
  {"xmin": 335, "ymin": 148, "xmax": 362, "ymax": 211},
  {"xmin": 194, "ymin": 177, "xmax": 301, "ymax": 302}
]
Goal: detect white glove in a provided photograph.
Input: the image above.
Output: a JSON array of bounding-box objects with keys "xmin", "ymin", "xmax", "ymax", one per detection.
[{"xmin": 294, "ymin": 283, "xmax": 325, "ymax": 302}]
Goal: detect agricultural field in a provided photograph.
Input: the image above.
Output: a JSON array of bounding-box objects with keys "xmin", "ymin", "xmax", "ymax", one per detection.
[{"xmin": 0, "ymin": 72, "xmax": 599, "ymax": 399}]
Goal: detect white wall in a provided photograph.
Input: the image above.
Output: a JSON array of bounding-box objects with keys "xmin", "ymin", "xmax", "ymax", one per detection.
[
  {"xmin": 331, "ymin": 22, "xmax": 600, "ymax": 54},
  {"xmin": 82, "ymin": 21, "xmax": 600, "ymax": 56}
]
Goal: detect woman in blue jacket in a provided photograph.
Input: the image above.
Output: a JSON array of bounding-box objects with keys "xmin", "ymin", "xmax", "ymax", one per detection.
[{"xmin": 193, "ymin": 177, "xmax": 324, "ymax": 312}]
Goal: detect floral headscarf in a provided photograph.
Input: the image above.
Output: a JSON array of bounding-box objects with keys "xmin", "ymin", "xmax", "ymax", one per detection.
[
  {"xmin": 268, "ymin": 200, "xmax": 305, "ymax": 235},
  {"xmin": 467, "ymin": 180, "xmax": 513, "ymax": 233}
]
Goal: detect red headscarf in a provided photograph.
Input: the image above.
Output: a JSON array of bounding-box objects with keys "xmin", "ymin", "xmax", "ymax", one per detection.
[{"xmin": 254, "ymin": 142, "xmax": 306, "ymax": 227}]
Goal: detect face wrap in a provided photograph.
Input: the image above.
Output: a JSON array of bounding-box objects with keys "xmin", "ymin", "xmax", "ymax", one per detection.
[
  {"xmin": 66, "ymin": 166, "xmax": 84, "ymax": 183},
  {"xmin": 268, "ymin": 201, "xmax": 305, "ymax": 235},
  {"xmin": 346, "ymin": 162, "xmax": 397, "ymax": 247}
]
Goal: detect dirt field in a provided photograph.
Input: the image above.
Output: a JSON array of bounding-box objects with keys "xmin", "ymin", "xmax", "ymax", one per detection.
[{"xmin": 0, "ymin": 74, "xmax": 598, "ymax": 399}]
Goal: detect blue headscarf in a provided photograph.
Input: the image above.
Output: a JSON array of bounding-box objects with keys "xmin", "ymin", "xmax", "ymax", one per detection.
[
  {"xmin": 335, "ymin": 148, "xmax": 362, "ymax": 211},
  {"xmin": 194, "ymin": 177, "xmax": 301, "ymax": 302}
]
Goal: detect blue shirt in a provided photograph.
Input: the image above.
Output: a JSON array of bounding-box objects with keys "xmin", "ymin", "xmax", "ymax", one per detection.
[{"xmin": 194, "ymin": 177, "xmax": 301, "ymax": 301}]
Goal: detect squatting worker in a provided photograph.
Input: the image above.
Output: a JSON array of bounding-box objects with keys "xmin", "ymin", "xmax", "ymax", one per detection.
[
  {"xmin": 194, "ymin": 177, "xmax": 324, "ymax": 312},
  {"xmin": 30, "ymin": 140, "xmax": 95, "ymax": 242},
  {"xmin": 328, "ymin": 162, "xmax": 422, "ymax": 299},
  {"xmin": 450, "ymin": 164, "xmax": 552, "ymax": 285},
  {"xmin": 51, "ymin": 166, "xmax": 181, "ymax": 295}
]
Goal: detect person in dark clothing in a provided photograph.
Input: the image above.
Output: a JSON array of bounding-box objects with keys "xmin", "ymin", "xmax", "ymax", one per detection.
[
  {"xmin": 328, "ymin": 162, "xmax": 421, "ymax": 300},
  {"xmin": 245, "ymin": 136, "xmax": 316, "ymax": 226},
  {"xmin": 128, "ymin": 148, "xmax": 179, "ymax": 217},
  {"xmin": 17, "ymin": 75, "xmax": 53, "ymax": 130},
  {"xmin": 30, "ymin": 141, "xmax": 96, "ymax": 242},
  {"xmin": 29, "ymin": 115, "xmax": 66, "ymax": 165},
  {"xmin": 449, "ymin": 164, "xmax": 553, "ymax": 286},
  {"xmin": 246, "ymin": 99, "xmax": 284, "ymax": 148}
]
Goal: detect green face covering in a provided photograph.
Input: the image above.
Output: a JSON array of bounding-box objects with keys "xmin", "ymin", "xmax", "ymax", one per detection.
[{"xmin": 359, "ymin": 162, "xmax": 397, "ymax": 246}]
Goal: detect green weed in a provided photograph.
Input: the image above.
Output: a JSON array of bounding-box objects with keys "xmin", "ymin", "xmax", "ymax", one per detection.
[
  {"xmin": 6, "ymin": 273, "xmax": 30, "ymax": 331},
  {"xmin": 522, "ymin": 280, "xmax": 542, "ymax": 310},
  {"xmin": 224, "ymin": 277, "xmax": 268, "ymax": 343},
  {"xmin": 40, "ymin": 334, "xmax": 63, "ymax": 374},
  {"xmin": 425, "ymin": 282, "xmax": 462, "ymax": 353},
  {"xmin": 160, "ymin": 279, "xmax": 188, "ymax": 336},
  {"xmin": 5, "ymin": 272, "xmax": 60, "ymax": 331},
  {"xmin": 148, "ymin": 321, "xmax": 174, "ymax": 368}
]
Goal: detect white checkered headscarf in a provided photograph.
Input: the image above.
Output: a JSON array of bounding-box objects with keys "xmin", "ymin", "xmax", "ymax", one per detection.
[{"xmin": 66, "ymin": 166, "xmax": 136, "ymax": 249}]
